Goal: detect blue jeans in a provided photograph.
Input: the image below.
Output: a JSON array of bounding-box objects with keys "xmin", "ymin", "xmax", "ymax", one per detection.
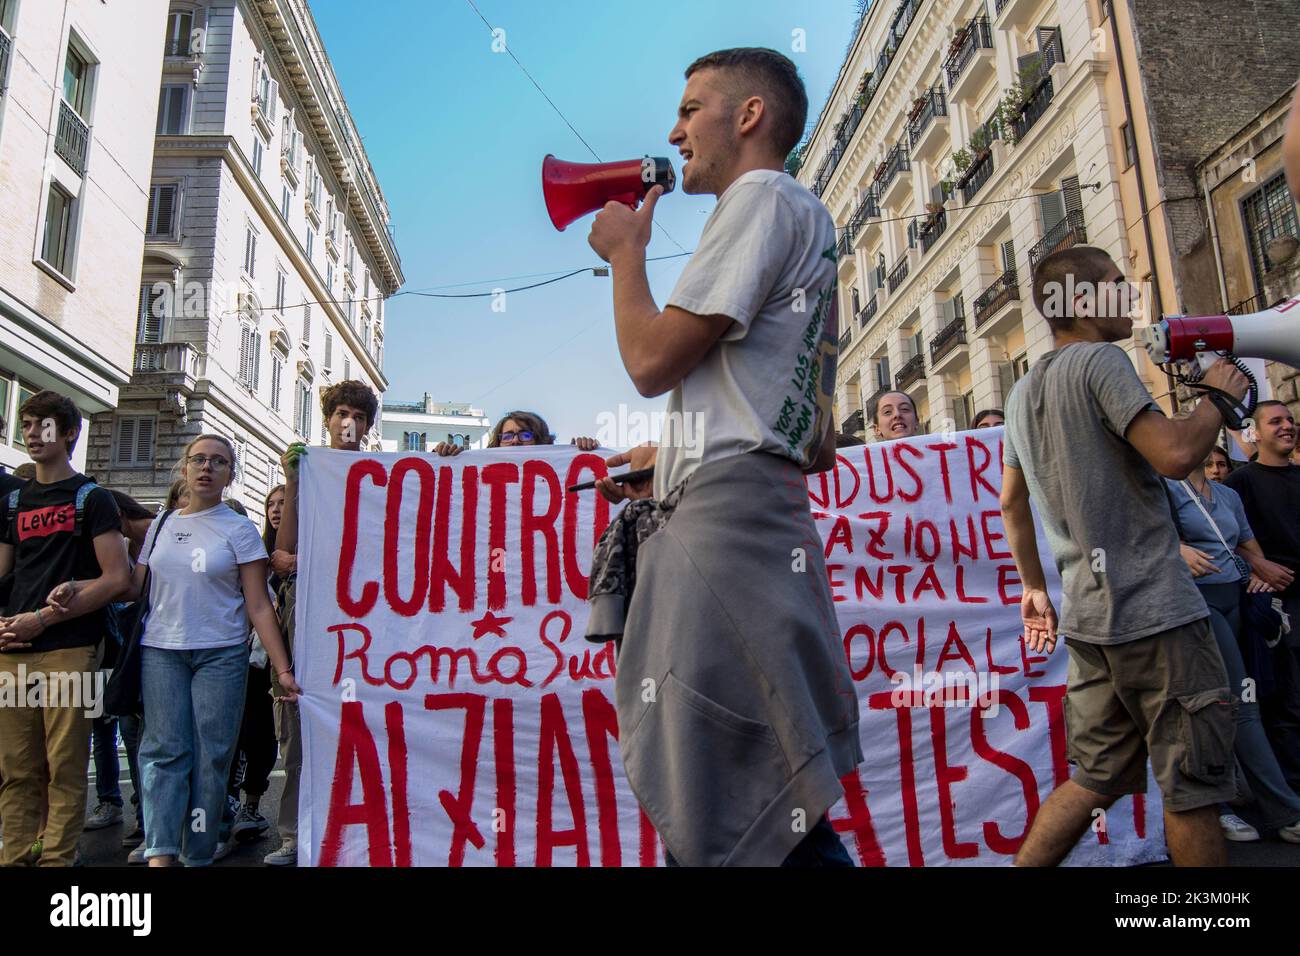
[
  {"xmin": 664, "ymin": 815, "xmax": 854, "ymax": 867},
  {"xmin": 139, "ymin": 644, "xmax": 248, "ymax": 866},
  {"xmin": 91, "ymin": 714, "xmax": 122, "ymax": 807},
  {"xmin": 1200, "ymin": 582, "xmax": 1300, "ymax": 831}
]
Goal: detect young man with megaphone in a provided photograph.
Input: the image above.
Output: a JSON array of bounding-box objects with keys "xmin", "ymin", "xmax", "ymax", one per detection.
[{"xmin": 584, "ymin": 47, "xmax": 861, "ymax": 867}]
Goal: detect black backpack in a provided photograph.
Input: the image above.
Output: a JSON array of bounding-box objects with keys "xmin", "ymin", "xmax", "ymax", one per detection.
[{"xmin": 103, "ymin": 509, "xmax": 175, "ymax": 718}]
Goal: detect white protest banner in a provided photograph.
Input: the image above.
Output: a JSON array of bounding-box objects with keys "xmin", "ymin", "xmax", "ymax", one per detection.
[{"xmin": 297, "ymin": 435, "xmax": 1167, "ymax": 866}]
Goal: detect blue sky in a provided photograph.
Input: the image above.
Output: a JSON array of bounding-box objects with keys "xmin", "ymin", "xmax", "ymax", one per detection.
[{"xmin": 309, "ymin": 0, "xmax": 861, "ymax": 446}]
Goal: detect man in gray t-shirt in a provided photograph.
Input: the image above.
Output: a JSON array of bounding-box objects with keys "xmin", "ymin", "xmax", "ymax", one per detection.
[{"xmin": 1000, "ymin": 245, "xmax": 1248, "ymax": 867}]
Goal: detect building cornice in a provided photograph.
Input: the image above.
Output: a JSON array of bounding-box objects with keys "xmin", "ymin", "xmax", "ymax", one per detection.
[{"xmin": 247, "ymin": 0, "xmax": 404, "ymax": 293}]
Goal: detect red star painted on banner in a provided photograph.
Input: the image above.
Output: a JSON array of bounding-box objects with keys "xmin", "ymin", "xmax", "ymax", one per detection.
[{"xmin": 470, "ymin": 610, "xmax": 513, "ymax": 639}]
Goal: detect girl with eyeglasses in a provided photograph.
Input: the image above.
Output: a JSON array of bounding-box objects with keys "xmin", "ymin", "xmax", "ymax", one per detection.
[
  {"xmin": 125, "ymin": 434, "xmax": 300, "ymax": 866},
  {"xmin": 433, "ymin": 410, "xmax": 598, "ymax": 456}
]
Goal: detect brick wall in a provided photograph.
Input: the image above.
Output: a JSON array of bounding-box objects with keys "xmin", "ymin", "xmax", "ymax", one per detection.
[{"xmin": 1129, "ymin": 0, "xmax": 1300, "ymax": 310}]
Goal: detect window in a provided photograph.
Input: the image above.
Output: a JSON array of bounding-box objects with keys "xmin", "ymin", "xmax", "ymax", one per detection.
[
  {"xmin": 1012, "ymin": 352, "xmax": 1030, "ymax": 381},
  {"xmin": 874, "ymin": 356, "xmax": 890, "ymax": 390},
  {"xmin": 324, "ymin": 330, "xmax": 333, "ymax": 370},
  {"xmin": 63, "ymin": 44, "xmax": 90, "ymax": 116},
  {"xmin": 908, "ymin": 329, "xmax": 923, "ymax": 359},
  {"xmin": 137, "ymin": 281, "xmax": 167, "ymax": 343},
  {"xmin": 41, "ymin": 183, "xmax": 75, "ymax": 275},
  {"xmin": 157, "ymin": 85, "xmax": 187, "ymax": 134},
  {"xmin": 146, "ymin": 183, "xmax": 178, "ymax": 238},
  {"xmin": 1120, "ymin": 121, "xmax": 1137, "ymax": 170},
  {"xmin": 326, "ymin": 260, "xmax": 334, "ymax": 292},
  {"xmin": 165, "ymin": 10, "xmax": 193, "ymax": 57},
  {"xmin": 252, "ymin": 135, "xmax": 264, "ymax": 176},
  {"xmin": 281, "ymin": 184, "xmax": 291, "ymax": 220},
  {"xmin": 302, "ymin": 302, "xmax": 311, "ymax": 343},
  {"xmin": 955, "ymin": 391, "xmax": 975, "ymax": 431},
  {"xmin": 243, "ymin": 225, "xmax": 257, "ymax": 277},
  {"xmin": 404, "ymin": 431, "xmax": 422, "ymax": 452},
  {"xmin": 305, "ymin": 228, "xmax": 314, "ymax": 260},
  {"xmin": 13, "ymin": 382, "xmax": 33, "ymax": 447},
  {"xmin": 1242, "ymin": 172, "xmax": 1299, "ymax": 294},
  {"xmin": 256, "ymin": 65, "xmax": 277, "ymax": 121},
  {"xmin": 1038, "ymin": 189, "xmax": 1066, "ymax": 234},
  {"xmin": 112, "ymin": 416, "xmax": 156, "ymax": 467},
  {"xmin": 270, "ymin": 352, "xmax": 284, "ymax": 412},
  {"xmin": 239, "ymin": 321, "xmax": 260, "ymax": 390},
  {"xmin": 343, "ymin": 356, "xmax": 350, "ymax": 381},
  {"xmin": 347, "ymin": 295, "xmax": 356, "ymax": 327},
  {"xmin": 275, "ymin": 269, "xmax": 286, "ymax": 312},
  {"xmin": 293, "ymin": 376, "xmax": 311, "ymax": 437}
]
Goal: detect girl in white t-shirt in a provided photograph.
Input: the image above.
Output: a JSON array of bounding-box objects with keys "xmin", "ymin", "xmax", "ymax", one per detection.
[{"xmin": 128, "ymin": 434, "xmax": 300, "ymax": 867}]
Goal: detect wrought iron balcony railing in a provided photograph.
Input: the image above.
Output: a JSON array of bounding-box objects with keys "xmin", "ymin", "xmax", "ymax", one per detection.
[
  {"xmin": 895, "ymin": 353, "xmax": 925, "ymax": 390},
  {"xmin": 887, "ymin": 255, "xmax": 910, "ymax": 293},
  {"xmin": 1027, "ymin": 210, "xmax": 1087, "ymax": 271},
  {"xmin": 55, "ymin": 100, "xmax": 89, "ymax": 175},
  {"xmin": 943, "ymin": 16, "xmax": 994, "ymax": 89},
  {"xmin": 930, "ymin": 315, "xmax": 968, "ymax": 363},
  {"xmin": 974, "ymin": 269, "xmax": 1020, "ymax": 327}
]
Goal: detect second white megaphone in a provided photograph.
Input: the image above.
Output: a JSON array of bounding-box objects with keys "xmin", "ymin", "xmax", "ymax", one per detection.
[{"xmin": 1139, "ymin": 296, "xmax": 1300, "ymax": 368}]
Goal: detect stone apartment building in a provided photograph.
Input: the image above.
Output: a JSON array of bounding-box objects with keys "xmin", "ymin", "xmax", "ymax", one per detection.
[
  {"xmin": 83, "ymin": 0, "xmax": 403, "ymax": 513},
  {"xmin": 0, "ymin": 0, "xmax": 169, "ymax": 471}
]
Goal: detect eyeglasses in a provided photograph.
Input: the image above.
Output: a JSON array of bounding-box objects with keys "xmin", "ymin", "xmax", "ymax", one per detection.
[
  {"xmin": 186, "ymin": 454, "xmax": 231, "ymax": 469},
  {"xmin": 499, "ymin": 431, "xmax": 534, "ymax": 445}
]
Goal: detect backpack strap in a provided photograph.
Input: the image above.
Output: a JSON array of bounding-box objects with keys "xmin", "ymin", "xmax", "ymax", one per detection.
[
  {"xmin": 6, "ymin": 488, "xmax": 20, "ymax": 543},
  {"xmin": 73, "ymin": 479, "xmax": 98, "ymax": 536}
]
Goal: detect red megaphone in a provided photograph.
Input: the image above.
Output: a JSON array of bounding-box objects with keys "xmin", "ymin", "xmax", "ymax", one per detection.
[{"xmin": 542, "ymin": 154, "xmax": 675, "ymax": 231}]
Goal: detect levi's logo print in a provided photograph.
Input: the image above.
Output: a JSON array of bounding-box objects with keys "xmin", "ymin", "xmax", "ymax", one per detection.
[{"xmin": 17, "ymin": 504, "xmax": 75, "ymax": 541}]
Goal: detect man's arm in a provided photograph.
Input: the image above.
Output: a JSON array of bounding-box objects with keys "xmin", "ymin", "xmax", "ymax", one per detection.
[
  {"xmin": 276, "ymin": 444, "xmax": 303, "ymax": 555},
  {"xmin": 608, "ymin": 252, "xmax": 735, "ymax": 397},
  {"xmin": 1000, "ymin": 463, "xmax": 1058, "ymax": 652},
  {"xmin": 1123, "ymin": 360, "xmax": 1249, "ymax": 479},
  {"xmin": 44, "ymin": 531, "xmax": 132, "ymax": 620}
]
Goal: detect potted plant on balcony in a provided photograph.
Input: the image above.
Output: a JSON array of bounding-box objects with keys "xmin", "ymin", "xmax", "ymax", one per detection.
[
  {"xmin": 969, "ymin": 126, "xmax": 990, "ymax": 160},
  {"xmin": 950, "ymin": 146, "xmax": 971, "ymax": 174},
  {"xmin": 947, "ymin": 22, "xmax": 971, "ymax": 59}
]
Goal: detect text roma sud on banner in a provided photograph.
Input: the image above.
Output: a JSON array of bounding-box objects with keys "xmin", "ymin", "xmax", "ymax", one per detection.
[{"xmin": 297, "ymin": 434, "xmax": 1166, "ymax": 866}]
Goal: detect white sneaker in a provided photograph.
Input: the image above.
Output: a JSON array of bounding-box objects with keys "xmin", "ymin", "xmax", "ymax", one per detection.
[
  {"xmin": 1278, "ymin": 820, "xmax": 1300, "ymax": 844},
  {"xmin": 1220, "ymin": 813, "xmax": 1260, "ymax": 842},
  {"xmin": 127, "ymin": 844, "xmax": 148, "ymax": 865},
  {"xmin": 263, "ymin": 839, "xmax": 297, "ymax": 866},
  {"xmin": 213, "ymin": 839, "xmax": 235, "ymax": 862}
]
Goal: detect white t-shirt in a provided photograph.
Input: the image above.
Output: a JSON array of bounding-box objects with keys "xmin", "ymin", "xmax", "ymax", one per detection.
[
  {"xmin": 655, "ymin": 168, "xmax": 838, "ymax": 499},
  {"xmin": 138, "ymin": 503, "xmax": 268, "ymax": 650}
]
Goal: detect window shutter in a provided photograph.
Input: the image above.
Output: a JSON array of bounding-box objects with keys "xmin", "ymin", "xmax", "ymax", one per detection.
[
  {"xmin": 114, "ymin": 417, "xmax": 136, "ymax": 465},
  {"xmin": 1001, "ymin": 239, "xmax": 1016, "ymax": 273},
  {"xmin": 1062, "ymin": 175, "xmax": 1083, "ymax": 220},
  {"xmin": 1039, "ymin": 190, "xmax": 1065, "ymax": 232},
  {"xmin": 998, "ymin": 362, "xmax": 1016, "ymax": 400},
  {"xmin": 267, "ymin": 79, "xmax": 278, "ymax": 122},
  {"xmin": 302, "ymin": 303, "xmax": 311, "ymax": 342},
  {"xmin": 324, "ymin": 330, "xmax": 333, "ymax": 369},
  {"xmin": 138, "ymin": 283, "xmax": 164, "ymax": 343},
  {"xmin": 293, "ymin": 378, "xmax": 302, "ymax": 434},
  {"xmin": 252, "ymin": 329, "xmax": 261, "ymax": 390},
  {"xmin": 156, "ymin": 185, "xmax": 175, "ymax": 235},
  {"xmin": 134, "ymin": 418, "xmax": 155, "ymax": 463},
  {"xmin": 1037, "ymin": 26, "xmax": 1064, "ymax": 68}
]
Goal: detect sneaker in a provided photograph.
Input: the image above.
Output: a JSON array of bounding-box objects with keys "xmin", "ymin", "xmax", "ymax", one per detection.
[
  {"xmin": 232, "ymin": 799, "xmax": 270, "ymax": 842},
  {"xmin": 127, "ymin": 844, "xmax": 148, "ymax": 865},
  {"xmin": 122, "ymin": 824, "xmax": 144, "ymax": 848},
  {"xmin": 1279, "ymin": 820, "xmax": 1300, "ymax": 844},
  {"xmin": 1220, "ymin": 813, "xmax": 1260, "ymax": 842},
  {"xmin": 213, "ymin": 839, "xmax": 235, "ymax": 862},
  {"xmin": 263, "ymin": 839, "xmax": 297, "ymax": 867},
  {"xmin": 85, "ymin": 802, "xmax": 123, "ymax": 831}
]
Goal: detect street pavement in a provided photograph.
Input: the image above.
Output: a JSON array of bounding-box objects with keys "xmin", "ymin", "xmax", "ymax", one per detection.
[{"xmin": 69, "ymin": 734, "xmax": 1300, "ymax": 867}]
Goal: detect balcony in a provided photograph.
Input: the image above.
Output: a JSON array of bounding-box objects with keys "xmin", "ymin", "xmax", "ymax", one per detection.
[
  {"xmin": 281, "ymin": 145, "xmax": 300, "ymax": 189},
  {"xmin": 944, "ymin": 16, "xmax": 995, "ymax": 104},
  {"xmin": 852, "ymin": 190, "xmax": 882, "ymax": 248},
  {"xmin": 974, "ymin": 269, "xmax": 1022, "ymax": 331},
  {"xmin": 839, "ymin": 327, "xmax": 853, "ymax": 352},
  {"xmin": 841, "ymin": 408, "xmax": 866, "ymax": 437},
  {"xmin": 1010, "ymin": 77, "xmax": 1054, "ymax": 145},
  {"xmin": 54, "ymin": 100, "xmax": 89, "ymax": 176},
  {"xmin": 895, "ymin": 352, "xmax": 926, "ymax": 390},
  {"xmin": 907, "ymin": 86, "xmax": 949, "ymax": 164},
  {"xmin": 836, "ymin": 227, "xmax": 857, "ymax": 273},
  {"xmin": 887, "ymin": 254, "xmax": 910, "ymax": 293},
  {"xmin": 995, "ymin": 0, "xmax": 1046, "ymax": 31},
  {"xmin": 957, "ymin": 148, "xmax": 995, "ymax": 204},
  {"xmin": 929, "ymin": 315, "xmax": 969, "ymax": 367},
  {"xmin": 918, "ymin": 209, "xmax": 948, "ymax": 255},
  {"xmin": 132, "ymin": 342, "xmax": 206, "ymax": 392},
  {"xmin": 1028, "ymin": 209, "xmax": 1087, "ymax": 272},
  {"xmin": 877, "ymin": 143, "xmax": 912, "ymax": 210},
  {"xmin": 857, "ymin": 291, "xmax": 880, "ymax": 329}
]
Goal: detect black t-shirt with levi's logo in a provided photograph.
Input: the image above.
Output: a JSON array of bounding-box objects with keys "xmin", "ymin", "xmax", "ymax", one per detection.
[{"xmin": 0, "ymin": 474, "xmax": 122, "ymax": 651}]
